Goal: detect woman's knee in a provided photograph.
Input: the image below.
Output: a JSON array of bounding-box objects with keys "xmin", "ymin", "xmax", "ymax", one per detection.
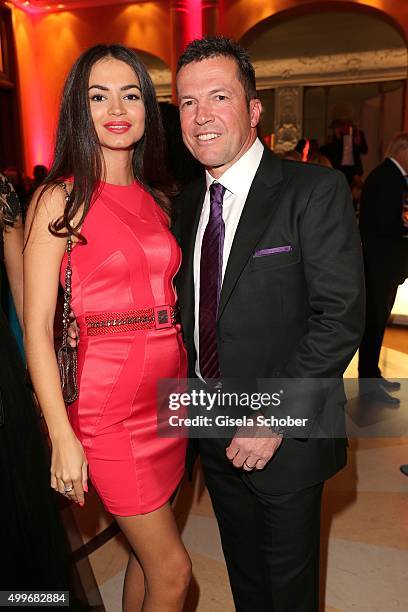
[
  {"xmin": 175, "ymin": 552, "xmax": 192, "ymax": 589},
  {"xmin": 151, "ymin": 550, "xmax": 191, "ymax": 595}
]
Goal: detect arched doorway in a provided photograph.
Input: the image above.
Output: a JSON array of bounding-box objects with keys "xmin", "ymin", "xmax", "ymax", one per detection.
[
  {"xmin": 134, "ymin": 50, "xmax": 171, "ymax": 101},
  {"xmin": 241, "ymin": 8, "xmax": 407, "ymax": 173}
]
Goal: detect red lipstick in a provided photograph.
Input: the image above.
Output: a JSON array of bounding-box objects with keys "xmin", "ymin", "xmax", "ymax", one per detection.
[{"xmin": 104, "ymin": 121, "xmax": 131, "ymax": 134}]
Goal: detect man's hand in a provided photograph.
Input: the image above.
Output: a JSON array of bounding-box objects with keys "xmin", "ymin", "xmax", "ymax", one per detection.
[
  {"xmin": 68, "ymin": 310, "xmax": 79, "ymax": 348},
  {"xmin": 226, "ymin": 424, "xmax": 283, "ymax": 471}
]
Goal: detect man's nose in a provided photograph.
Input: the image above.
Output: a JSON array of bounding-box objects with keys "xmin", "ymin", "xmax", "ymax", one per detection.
[{"xmin": 195, "ymin": 102, "xmax": 213, "ymax": 125}]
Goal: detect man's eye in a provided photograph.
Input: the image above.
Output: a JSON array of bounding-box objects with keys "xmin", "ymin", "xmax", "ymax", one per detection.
[
  {"xmin": 181, "ymin": 100, "xmax": 194, "ymax": 108},
  {"xmin": 90, "ymin": 94, "xmax": 105, "ymax": 102},
  {"xmin": 216, "ymin": 95, "xmax": 227, "ymax": 101}
]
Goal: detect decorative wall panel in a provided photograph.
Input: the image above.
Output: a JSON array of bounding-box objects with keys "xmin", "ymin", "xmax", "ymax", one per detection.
[{"xmin": 273, "ymin": 86, "xmax": 303, "ymax": 152}]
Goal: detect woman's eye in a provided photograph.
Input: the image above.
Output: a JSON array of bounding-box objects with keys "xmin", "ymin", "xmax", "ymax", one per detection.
[
  {"xmin": 124, "ymin": 94, "xmax": 140, "ymax": 101},
  {"xmin": 90, "ymin": 94, "xmax": 105, "ymax": 102}
]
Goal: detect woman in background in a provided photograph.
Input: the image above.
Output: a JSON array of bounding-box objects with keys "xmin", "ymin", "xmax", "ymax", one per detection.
[{"xmin": 0, "ymin": 173, "xmax": 69, "ymax": 589}]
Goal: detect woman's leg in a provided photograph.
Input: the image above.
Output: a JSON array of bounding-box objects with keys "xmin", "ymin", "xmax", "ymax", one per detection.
[
  {"xmin": 114, "ymin": 502, "xmax": 191, "ymax": 612},
  {"xmin": 122, "ymin": 552, "xmax": 145, "ymax": 612}
]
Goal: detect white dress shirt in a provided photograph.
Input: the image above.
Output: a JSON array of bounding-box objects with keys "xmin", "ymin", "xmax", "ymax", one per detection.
[
  {"xmin": 341, "ymin": 134, "xmax": 355, "ymax": 166},
  {"xmin": 193, "ymin": 138, "xmax": 264, "ymax": 376}
]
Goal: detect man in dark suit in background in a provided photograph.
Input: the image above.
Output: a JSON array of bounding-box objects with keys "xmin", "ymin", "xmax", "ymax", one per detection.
[
  {"xmin": 174, "ymin": 37, "xmax": 364, "ymax": 611},
  {"xmin": 358, "ymin": 132, "xmax": 408, "ymax": 403},
  {"xmin": 321, "ymin": 120, "xmax": 368, "ymax": 185}
]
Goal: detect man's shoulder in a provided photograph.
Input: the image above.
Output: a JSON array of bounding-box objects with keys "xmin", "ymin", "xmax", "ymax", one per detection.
[
  {"xmin": 171, "ymin": 176, "xmax": 206, "ymax": 234},
  {"xmin": 278, "ymin": 156, "xmax": 339, "ymax": 188},
  {"xmin": 363, "ymin": 159, "xmax": 395, "ymax": 189}
]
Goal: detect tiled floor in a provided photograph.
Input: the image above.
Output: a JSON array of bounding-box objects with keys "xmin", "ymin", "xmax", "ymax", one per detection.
[{"xmin": 65, "ymin": 326, "xmax": 408, "ymax": 611}]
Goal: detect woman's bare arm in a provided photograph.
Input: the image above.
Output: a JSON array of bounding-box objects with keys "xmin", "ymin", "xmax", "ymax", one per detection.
[{"xmin": 24, "ymin": 186, "xmax": 87, "ymax": 505}]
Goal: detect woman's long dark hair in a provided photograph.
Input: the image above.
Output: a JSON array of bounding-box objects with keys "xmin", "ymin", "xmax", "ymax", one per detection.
[{"xmin": 36, "ymin": 44, "xmax": 173, "ymax": 241}]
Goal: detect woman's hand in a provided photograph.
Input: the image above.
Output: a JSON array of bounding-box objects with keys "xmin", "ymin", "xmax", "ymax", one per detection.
[
  {"xmin": 50, "ymin": 431, "xmax": 88, "ymax": 506},
  {"xmin": 68, "ymin": 311, "xmax": 79, "ymax": 348}
]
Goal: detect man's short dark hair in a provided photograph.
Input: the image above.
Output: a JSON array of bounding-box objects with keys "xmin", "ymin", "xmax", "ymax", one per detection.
[{"xmin": 176, "ymin": 36, "xmax": 257, "ymax": 104}]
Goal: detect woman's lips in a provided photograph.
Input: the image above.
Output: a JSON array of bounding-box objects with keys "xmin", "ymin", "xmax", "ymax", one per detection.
[{"xmin": 104, "ymin": 122, "xmax": 131, "ymax": 134}]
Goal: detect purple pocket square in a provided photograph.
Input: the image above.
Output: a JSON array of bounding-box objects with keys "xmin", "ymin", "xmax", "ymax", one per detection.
[{"xmin": 253, "ymin": 245, "xmax": 292, "ymax": 258}]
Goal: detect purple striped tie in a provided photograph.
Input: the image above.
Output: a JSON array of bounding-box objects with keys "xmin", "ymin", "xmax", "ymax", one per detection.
[{"xmin": 199, "ymin": 182, "xmax": 226, "ymax": 380}]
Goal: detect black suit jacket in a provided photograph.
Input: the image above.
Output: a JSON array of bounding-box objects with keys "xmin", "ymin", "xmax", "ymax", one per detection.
[
  {"xmin": 359, "ymin": 158, "xmax": 408, "ymax": 284},
  {"xmin": 173, "ymin": 148, "xmax": 365, "ymax": 493},
  {"xmin": 321, "ymin": 131, "xmax": 368, "ymax": 175}
]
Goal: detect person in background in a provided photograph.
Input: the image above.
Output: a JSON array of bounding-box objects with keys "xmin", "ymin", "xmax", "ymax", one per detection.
[
  {"xmin": 294, "ymin": 138, "xmax": 309, "ymax": 161},
  {"xmin": 0, "ymin": 175, "xmax": 23, "ymax": 326},
  {"xmin": 281, "ymin": 149, "xmax": 302, "ymax": 161},
  {"xmin": 321, "ymin": 120, "xmax": 368, "ymax": 184},
  {"xmin": 350, "ymin": 176, "xmax": 364, "ymax": 215},
  {"xmin": 0, "ymin": 173, "xmax": 69, "ymax": 589},
  {"xmin": 32, "ymin": 164, "xmax": 48, "ymax": 186},
  {"xmin": 24, "ymin": 166, "xmax": 49, "ymax": 216},
  {"xmin": 1, "ymin": 166, "xmax": 28, "ymax": 205},
  {"xmin": 295, "ymin": 138, "xmax": 331, "ymax": 167},
  {"xmin": 308, "ymin": 152, "xmax": 332, "ymax": 169},
  {"xmin": 358, "ymin": 132, "xmax": 408, "ymax": 403}
]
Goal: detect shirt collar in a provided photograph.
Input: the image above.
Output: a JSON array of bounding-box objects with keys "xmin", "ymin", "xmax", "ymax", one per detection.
[
  {"xmin": 389, "ymin": 157, "xmax": 407, "ymax": 177},
  {"xmin": 205, "ymin": 138, "xmax": 264, "ymax": 195}
]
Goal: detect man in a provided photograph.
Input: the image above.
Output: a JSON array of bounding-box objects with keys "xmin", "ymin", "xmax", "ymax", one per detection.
[
  {"xmin": 174, "ymin": 37, "xmax": 365, "ymax": 611},
  {"xmin": 358, "ymin": 132, "xmax": 408, "ymax": 404},
  {"xmin": 321, "ymin": 119, "xmax": 368, "ymax": 185}
]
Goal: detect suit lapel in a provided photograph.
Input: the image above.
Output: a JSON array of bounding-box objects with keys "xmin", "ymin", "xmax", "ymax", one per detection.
[
  {"xmin": 218, "ymin": 150, "xmax": 286, "ymax": 319},
  {"xmin": 177, "ymin": 177, "xmax": 206, "ymax": 337}
]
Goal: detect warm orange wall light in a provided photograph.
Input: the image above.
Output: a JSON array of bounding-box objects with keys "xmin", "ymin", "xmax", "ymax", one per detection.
[
  {"xmin": 11, "ymin": 1, "xmax": 171, "ymax": 173},
  {"xmin": 116, "ymin": 3, "xmax": 171, "ymax": 64},
  {"xmin": 12, "ymin": 7, "xmax": 50, "ymax": 172},
  {"xmin": 12, "ymin": 7, "xmax": 82, "ymax": 171}
]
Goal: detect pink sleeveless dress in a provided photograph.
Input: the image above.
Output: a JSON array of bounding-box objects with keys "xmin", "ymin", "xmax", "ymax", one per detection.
[{"xmin": 61, "ymin": 181, "xmax": 187, "ymax": 516}]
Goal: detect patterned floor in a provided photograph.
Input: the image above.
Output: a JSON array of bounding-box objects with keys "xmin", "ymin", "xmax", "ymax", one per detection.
[{"xmin": 64, "ymin": 326, "xmax": 408, "ymax": 611}]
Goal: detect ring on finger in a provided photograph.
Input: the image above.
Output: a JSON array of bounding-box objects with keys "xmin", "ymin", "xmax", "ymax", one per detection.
[
  {"xmin": 244, "ymin": 459, "xmax": 257, "ymax": 470},
  {"xmin": 63, "ymin": 484, "xmax": 74, "ymax": 493}
]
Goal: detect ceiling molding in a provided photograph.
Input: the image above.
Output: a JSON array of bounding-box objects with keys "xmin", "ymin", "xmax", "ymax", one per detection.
[{"xmin": 254, "ymin": 47, "xmax": 407, "ymax": 90}]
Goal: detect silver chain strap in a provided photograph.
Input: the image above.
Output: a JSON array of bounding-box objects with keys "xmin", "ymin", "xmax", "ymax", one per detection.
[{"xmin": 60, "ymin": 183, "xmax": 72, "ymax": 348}]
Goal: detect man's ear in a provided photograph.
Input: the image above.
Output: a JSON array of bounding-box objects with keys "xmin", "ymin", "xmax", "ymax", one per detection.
[{"xmin": 249, "ymin": 98, "xmax": 262, "ymax": 128}]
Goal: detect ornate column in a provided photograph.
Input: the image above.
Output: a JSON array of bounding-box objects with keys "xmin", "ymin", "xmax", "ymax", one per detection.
[
  {"xmin": 202, "ymin": 0, "xmax": 219, "ymax": 37},
  {"xmin": 273, "ymin": 86, "xmax": 303, "ymax": 153},
  {"xmin": 170, "ymin": 0, "xmax": 202, "ymax": 102}
]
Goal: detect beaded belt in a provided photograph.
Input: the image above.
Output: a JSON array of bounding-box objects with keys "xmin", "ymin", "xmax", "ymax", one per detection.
[{"xmin": 85, "ymin": 305, "xmax": 179, "ymax": 336}]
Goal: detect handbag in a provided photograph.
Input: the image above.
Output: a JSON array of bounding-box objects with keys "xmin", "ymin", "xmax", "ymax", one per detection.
[{"xmin": 57, "ymin": 183, "xmax": 78, "ymax": 404}]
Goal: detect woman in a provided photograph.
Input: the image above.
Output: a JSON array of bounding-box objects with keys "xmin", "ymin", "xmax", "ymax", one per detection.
[
  {"xmin": 24, "ymin": 45, "xmax": 191, "ymax": 611},
  {"xmin": 0, "ymin": 173, "xmax": 69, "ymax": 589}
]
